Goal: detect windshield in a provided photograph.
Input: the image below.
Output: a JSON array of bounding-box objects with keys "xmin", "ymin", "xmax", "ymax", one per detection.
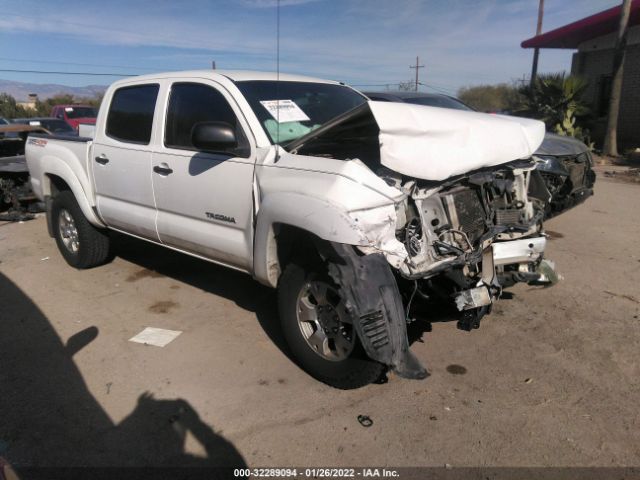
[
  {"xmin": 403, "ymin": 96, "xmax": 473, "ymax": 111},
  {"xmin": 235, "ymin": 81, "xmax": 367, "ymax": 145},
  {"xmin": 65, "ymin": 107, "xmax": 97, "ymax": 119}
]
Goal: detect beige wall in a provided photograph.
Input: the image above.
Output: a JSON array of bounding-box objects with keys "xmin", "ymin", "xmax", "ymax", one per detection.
[{"xmin": 17, "ymin": 101, "xmax": 37, "ymax": 111}]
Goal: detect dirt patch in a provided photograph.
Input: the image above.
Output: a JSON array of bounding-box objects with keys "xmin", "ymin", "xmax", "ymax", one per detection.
[
  {"xmin": 594, "ymin": 153, "xmax": 640, "ymax": 166},
  {"xmin": 545, "ymin": 230, "xmax": 564, "ymax": 240},
  {"xmin": 4, "ymin": 178, "xmax": 640, "ymax": 468},
  {"xmin": 148, "ymin": 300, "xmax": 178, "ymax": 314},
  {"xmin": 603, "ymin": 168, "xmax": 640, "ymax": 184},
  {"xmin": 127, "ymin": 268, "xmax": 164, "ymax": 282},
  {"xmin": 604, "ymin": 290, "xmax": 640, "ymax": 305},
  {"xmin": 446, "ymin": 364, "xmax": 467, "ymax": 375}
]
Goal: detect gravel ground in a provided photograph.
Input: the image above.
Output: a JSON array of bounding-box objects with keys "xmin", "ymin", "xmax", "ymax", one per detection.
[{"xmin": 0, "ymin": 172, "xmax": 639, "ymax": 473}]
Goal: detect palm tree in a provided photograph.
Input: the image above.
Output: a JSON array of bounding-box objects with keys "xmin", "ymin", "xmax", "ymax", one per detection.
[{"xmin": 515, "ymin": 73, "xmax": 592, "ymax": 145}]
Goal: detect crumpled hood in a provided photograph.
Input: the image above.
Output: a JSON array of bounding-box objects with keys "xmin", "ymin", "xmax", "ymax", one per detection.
[{"xmin": 369, "ymin": 101, "xmax": 546, "ymax": 181}]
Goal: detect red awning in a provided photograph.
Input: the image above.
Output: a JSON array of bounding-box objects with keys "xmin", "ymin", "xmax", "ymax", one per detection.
[{"xmin": 522, "ymin": 0, "xmax": 640, "ymax": 49}]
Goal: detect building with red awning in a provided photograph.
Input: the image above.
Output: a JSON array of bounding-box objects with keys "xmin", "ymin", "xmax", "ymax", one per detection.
[{"xmin": 522, "ymin": 1, "xmax": 640, "ymax": 148}]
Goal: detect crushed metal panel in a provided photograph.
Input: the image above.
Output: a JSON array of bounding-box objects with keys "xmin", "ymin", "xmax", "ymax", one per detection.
[
  {"xmin": 324, "ymin": 243, "xmax": 428, "ymax": 380},
  {"xmin": 493, "ymin": 237, "xmax": 546, "ymax": 266}
]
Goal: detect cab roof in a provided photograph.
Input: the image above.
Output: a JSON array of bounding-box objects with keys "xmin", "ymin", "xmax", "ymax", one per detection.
[{"xmin": 112, "ymin": 70, "xmax": 341, "ymax": 86}]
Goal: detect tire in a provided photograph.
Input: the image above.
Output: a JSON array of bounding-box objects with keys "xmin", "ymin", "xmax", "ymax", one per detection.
[
  {"xmin": 51, "ymin": 190, "xmax": 112, "ymax": 269},
  {"xmin": 278, "ymin": 261, "xmax": 385, "ymax": 389}
]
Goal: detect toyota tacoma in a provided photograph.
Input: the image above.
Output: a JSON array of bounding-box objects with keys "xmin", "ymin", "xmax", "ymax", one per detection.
[{"xmin": 27, "ymin": 71, "xmax": 556, "ymax": 389}]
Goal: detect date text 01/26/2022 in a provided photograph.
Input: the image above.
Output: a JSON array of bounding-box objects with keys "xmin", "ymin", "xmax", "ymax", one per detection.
[{"xmin": 233, "ymin": 468, "xmax": 400, "ymax": 478}]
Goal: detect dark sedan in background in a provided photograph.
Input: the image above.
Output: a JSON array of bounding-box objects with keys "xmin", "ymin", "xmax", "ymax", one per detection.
[
  {"xmin": 11, "ymin": 117, "xmax": 78, "ymax": 136},
  {"xmin": 363, "ymin": 91, "xmax": 595, "ymax": 218}
]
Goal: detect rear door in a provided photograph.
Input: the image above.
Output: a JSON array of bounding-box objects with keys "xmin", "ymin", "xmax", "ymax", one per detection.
[
  {"xmin": 91, "ymin": 83, "xmax": 160, "ymax": 239},
  {"xmin": 151, "ymin": 80, "xmax": 256, "ymax": 270}
]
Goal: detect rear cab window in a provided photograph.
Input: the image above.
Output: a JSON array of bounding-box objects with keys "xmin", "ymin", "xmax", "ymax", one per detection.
[{"xmin": 106, "ymin": 84, "xmax": 160, "ymax": 144}]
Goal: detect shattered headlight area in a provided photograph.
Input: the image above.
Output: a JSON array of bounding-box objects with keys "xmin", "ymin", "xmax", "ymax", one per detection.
[{"xmin": 535, "ymin": 152, "xmax": 596, "ymax": 218}]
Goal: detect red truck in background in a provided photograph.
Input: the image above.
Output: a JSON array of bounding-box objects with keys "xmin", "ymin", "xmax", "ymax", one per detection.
[{"xmin": 51, "ymin": 104, "xmax": 98, "ymax": 131}]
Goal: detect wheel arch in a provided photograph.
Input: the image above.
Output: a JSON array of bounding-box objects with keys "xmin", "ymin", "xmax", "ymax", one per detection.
[
  {"xmin": 41, "ymin": 159, "xmax": 105, "ymax": 230},
  {"xmin": 253, "ymin": 193, "xmax": 368, "ymax": 288}
]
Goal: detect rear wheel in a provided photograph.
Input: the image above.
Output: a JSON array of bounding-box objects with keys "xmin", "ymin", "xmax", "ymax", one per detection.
[
  {"xmin": 51, "ymin": 191, "xmax": 112, "ymax": 269},
  {"xmin": 278, "ymin": 261, "xmax": 385, "ymax": 389}
]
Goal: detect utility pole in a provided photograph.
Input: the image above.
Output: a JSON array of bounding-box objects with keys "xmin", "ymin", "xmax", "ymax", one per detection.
[
  {"xmin": 410, "ymin": 56, "xmax": 424, "ymax": 92},
  {"xmin": 604, "ymin": 0, "xmax": 632, "ymax": 157},
  {"xmin": 530, "ymin": 0, "xmax": 545, "ymax": 86}
]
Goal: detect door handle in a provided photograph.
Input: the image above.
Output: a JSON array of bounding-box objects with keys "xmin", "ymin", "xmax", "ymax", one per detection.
[
  {"xmin": 153, "ymin": 164, "xmax": 173, "ymax": 176},
  {"xmin": 95, "ymin": 154, "xmax": 109, "ymax": 165}
]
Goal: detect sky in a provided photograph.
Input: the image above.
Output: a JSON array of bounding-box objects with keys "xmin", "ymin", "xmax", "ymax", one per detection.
[{"xmin": 0, "ymin": 0, "xmax": 621, "ymax": 96}]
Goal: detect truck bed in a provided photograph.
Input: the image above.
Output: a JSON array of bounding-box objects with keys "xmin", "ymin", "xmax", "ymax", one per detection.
[{"xmin": 25, "ymin": 133, "xmax": 95, "ymax": 206}]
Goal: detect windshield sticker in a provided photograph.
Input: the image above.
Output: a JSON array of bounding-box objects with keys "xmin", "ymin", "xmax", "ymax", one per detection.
[
  {"xmin": 65, "ymin": 107, "xmax": 74, "ymax": 112},
  {"xmin": 260, "ymin": 100, "xmax": 310, "ymax": 123}
]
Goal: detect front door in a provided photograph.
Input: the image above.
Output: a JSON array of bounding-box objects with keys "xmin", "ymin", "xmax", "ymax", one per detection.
[
  {"xmin": 152, "ymin": 80, "xmax": 256, "ymax": 270},
  {"xmin": 92, "ymin": 83, "xmax": 160, "ymax": 240}
]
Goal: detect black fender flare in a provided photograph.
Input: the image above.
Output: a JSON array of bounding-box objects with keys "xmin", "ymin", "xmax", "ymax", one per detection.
[{"xmin": 321, "ymin": 242, "xmax": 428, "ymax": 380}]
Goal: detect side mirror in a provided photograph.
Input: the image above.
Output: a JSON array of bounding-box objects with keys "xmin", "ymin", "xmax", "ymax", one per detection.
[
  {"xmin": 191, "ymin": 121, "xmax": 237, "ymax": 152},
  {"xmin": 57, "ymin": 113, "xmax": 65, "ymax": 119}
]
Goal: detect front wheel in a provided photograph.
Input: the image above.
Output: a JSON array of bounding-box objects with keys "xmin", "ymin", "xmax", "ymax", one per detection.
[
  {"xmin": 278, "ymin": 262, "xmax": 385, "ymax": 389},
  {"xmin": 51, "ymin": 191, "xmax": 112, "ymax": 269}
]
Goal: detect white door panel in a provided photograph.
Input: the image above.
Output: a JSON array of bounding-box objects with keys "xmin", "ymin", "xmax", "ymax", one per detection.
[
  {"xmin": 152, "ymin": 80, "xmax": 256, "ymax": 270},
  {"xmin": 91, "ymin": 82, "xmax": 161, "ymax": 241},
  {"xmin": 153, "ymin": 151, "xmax": 254, "ymax": 269},
  {"xmin": 92, "ymin": 144, "xmax": 157, "ymax": 239}
]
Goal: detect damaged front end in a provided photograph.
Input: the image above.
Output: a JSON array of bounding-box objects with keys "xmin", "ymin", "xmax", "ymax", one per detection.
[
  {"xmin": 286, "ymin": 100, "xmax": 558, "ymax": 378},
  {"xmin": 364, "ymin": 157, "xmax": 557, "ymax": 332}
]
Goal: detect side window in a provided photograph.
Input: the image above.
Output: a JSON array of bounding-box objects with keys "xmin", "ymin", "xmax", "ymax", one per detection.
[
  {"xmin": 106, "ymin": 84, "xmax": 159, "ymax": 144},
  {"xmin": 165, "ymin": 82, "xmax": 249, "ymax": 157}
]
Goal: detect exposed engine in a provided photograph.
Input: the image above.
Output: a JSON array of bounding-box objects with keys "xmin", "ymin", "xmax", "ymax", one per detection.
[
  {"xmin": 383, "ymin": 161, "xmax": 546, "ymax": 276},
  {"xmin": 379, "ymin": 160, "xmax": 553, "ymax": 330}
]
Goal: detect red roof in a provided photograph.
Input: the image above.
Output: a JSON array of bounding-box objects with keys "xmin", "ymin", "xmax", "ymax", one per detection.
[{"xmin": 522, "ymin": 0, "xmax": 640, "ymax": 49}]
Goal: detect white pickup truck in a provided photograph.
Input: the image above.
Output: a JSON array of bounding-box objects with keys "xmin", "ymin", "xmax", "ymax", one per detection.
[{"xmin": 26, "ymin": 70, "xmax": 555, "ymax": 389}]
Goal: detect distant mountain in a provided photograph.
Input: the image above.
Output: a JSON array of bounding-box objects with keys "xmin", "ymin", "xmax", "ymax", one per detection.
[{"xmin": 0, "ymin": 79, "xmax": 106, "ymax": 101}]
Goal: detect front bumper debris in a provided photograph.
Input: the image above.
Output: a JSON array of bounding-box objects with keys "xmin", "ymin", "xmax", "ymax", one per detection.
[
  {"xmin": 493, "ymin": 237, "xmax": 546, "ymax": 266},
  {"xmin": 454, "ymin": 285, "xmax": 492, "ymax": 311}
]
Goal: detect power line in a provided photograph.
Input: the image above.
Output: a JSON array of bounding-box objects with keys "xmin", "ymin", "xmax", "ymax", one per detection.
[
  {"xmin": 0, "ymin": 56, "xmax": 159, "ymax": 72},
  {"xmin": 351, "ymin": 81, "xmax": 456, "ymax": 96},
  {"xmin": 0, "ymin": 68, "xmax": 139, "ymax": 77},
  {"xmin": 350, "ymin": 83, "xmax": 400, "ymax": 87},
  {"xmin": 0, "ymin": 68, "xmax": 457, "ymax": 95},
  {"xmin": 418, "ymin": 82, "xmax": 455, "ymax": 95}
]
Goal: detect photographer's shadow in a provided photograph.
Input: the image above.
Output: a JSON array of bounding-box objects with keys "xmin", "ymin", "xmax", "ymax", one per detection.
[{"xmin": 0, "ymin": 273, "xmax": 246, "ymax": 474}]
